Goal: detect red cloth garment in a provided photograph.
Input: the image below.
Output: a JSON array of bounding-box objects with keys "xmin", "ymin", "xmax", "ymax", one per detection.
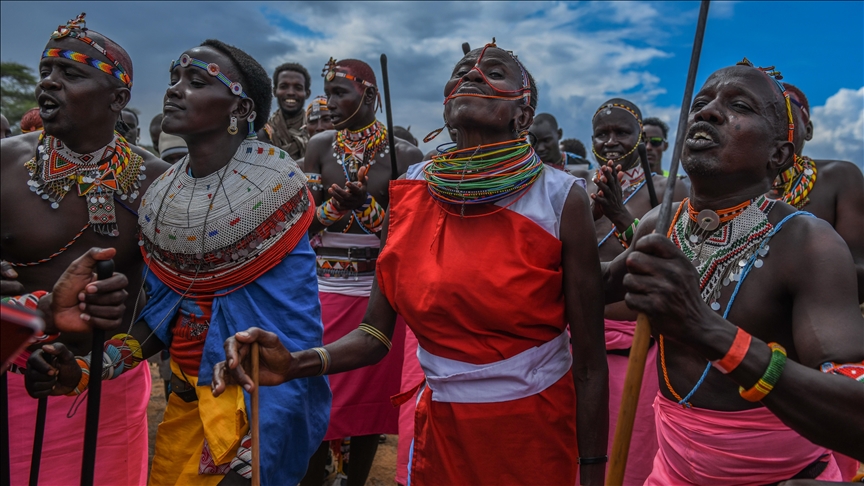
[
  {"xmin": 377, "ymin": 170, "xmax": 580, "ymax": 486},
  {"xmin": 169, "ymin": 296, "xmax": 214, "ymax": 377},
  {"xmin": 320, "ymin": 291, "xmax": 405, "ymax": 440},
  {"xmin": 646, "ymin": 392, "xmax": 841, "ymax": 485},
  {"xmin": 7, "ymin": 363, "xmax": 151, "ymax": 486},
  {"xmin": 396, "ymin": 327, "xmax": 423, "ymax": 485},
  {"xmin": 604, "ymin": 319, "xmax": 659, "ymax": 486}
]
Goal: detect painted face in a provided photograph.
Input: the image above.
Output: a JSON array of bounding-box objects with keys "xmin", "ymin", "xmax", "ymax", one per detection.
[
  {"xmin": 592, "ymin": 108, "xmax": 641, "ymax": 166},
  {"xmin": 443, "ymin": 47, "xmax": 527, "ymax": 134},
  {"xmin": 529, "ymin": 120, "xmax": 561, "ymax": 165},
  {"xmin": 162, "ymin": 46, "xmax": 247, "ymax": 137},
  {"xmin": 324, "ymin": 76, "xmax": 367, "ymax": 129},
  {"xmin": 36, "ymin": 36, "xmax": 122, "ymax": 139},
  {"xmin": 682, "ymin": 65, "xmax": 787, "ymax": 179},
  {"xmin": 274, "ymin": 70, "xmax": 308, "ymax": 117}
]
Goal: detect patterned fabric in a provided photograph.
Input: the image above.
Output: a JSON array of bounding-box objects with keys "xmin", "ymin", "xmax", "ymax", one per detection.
[
  {"xmin": 170, "ymin": 297, "xmax": 214, "ymax": 376},
  {"xmin": 199, "ymin": 439, "xmax": 232, "ymax": 475},
  {"xmin": 229, "ymin": 433, "xmax": 253, "ymax": 479},
  {"xmin": 263, "ymin": 110, "xmax": 307, "ymax": 160}
]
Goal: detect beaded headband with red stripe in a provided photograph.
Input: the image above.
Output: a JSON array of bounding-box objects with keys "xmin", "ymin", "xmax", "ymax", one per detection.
[
  {"xmin": 737, "ymin": 57, "xmax": 794, "ymax": 143},
  {"xmin": 47, "ymin": 13, "xmax": 132, "ymax": 88}
]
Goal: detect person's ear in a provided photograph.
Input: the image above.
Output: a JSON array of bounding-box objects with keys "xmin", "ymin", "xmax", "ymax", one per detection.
[
  {"xmin": 363, "ymin": 87, "xmax": 377, "ymax": 106},
  {"xmin": 305, "ymin": 87, "xmax": 312, "ymax": 100},
  {"xmin": 109, "ymin": 87, "xmax": 131, "ymax": 114},
  {"xmin": 804, "ymin": 120, "xmax": 813, "ymax": 142},
  {"xmin": 770, "ymin": 140, "xmax": 796, "ymax": 174},
  {"xmin": 232, "ymin": 97, "xmax": 255, "ymax": 121},
  {"xmin": 557, "ymin": 128, "xmax": 563, "ymax": 140},
  {"xmin": 513, "ymin": 105, "xmax": 535, "ymax": 135}
]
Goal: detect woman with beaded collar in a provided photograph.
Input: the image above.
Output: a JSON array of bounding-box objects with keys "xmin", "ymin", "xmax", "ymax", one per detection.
[
  {"xmin": 25, "ymin": 40, "xmax": 330, "ymax": 485},
  {"xmin": 215, "ymin": 40, "xmax": 609, "ymax": 486}
]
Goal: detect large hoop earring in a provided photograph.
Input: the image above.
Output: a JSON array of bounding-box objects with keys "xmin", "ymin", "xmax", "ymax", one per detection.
[{"xmin": 227, "ymin": 116, "xmax": 238, "ymax": 135}]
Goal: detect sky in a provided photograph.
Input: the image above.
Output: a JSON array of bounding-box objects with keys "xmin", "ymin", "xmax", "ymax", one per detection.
[{"xmin": 1, "ymin": 1, "xmax": 862, "ymax": 170}]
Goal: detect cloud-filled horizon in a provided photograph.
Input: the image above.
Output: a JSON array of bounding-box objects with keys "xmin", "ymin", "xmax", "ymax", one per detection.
[{"xmin": 1, "ymin": 1, "xmax": 861, "ymax": 169}]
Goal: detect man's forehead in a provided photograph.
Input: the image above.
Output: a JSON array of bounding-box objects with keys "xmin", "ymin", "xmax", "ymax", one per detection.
[
  {"xmin": 460, "ymin": 47, "xmax": 515, "ymax": 67},
  {"xmin": 324, "ymin": 76, "xmax": 360, "ymax": 91},
  {"xmin": 277, "ymin": 70, "xmax": 305, "ymax": 83},
  {"xmin": 593, "ymin": 109, "xmax": 639, "ymax": 128},
  {"xmin": 703, "ymin": 66, "xmax": 775, "ymax": 97},
  {"xmin": 44, "ymin": 35, "xmax": 106, "ymax": 63}
]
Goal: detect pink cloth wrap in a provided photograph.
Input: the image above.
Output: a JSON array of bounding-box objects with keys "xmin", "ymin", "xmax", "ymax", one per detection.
[
  {"xmin": 7, "ymin": 362, "xmax": 151, "ymax": 486},
  {"xmin": 320, "ymin": 291, "xmax": 405, "ymax": 440},
  {"xmin": 604, "ymin": 319, "xmax": 659, "ymax": 486},
  {"xmin": 647, "ymin": 392, "xmax": 841, "ymax": 485},
  {"xmin": 395, "ymin": 327, "xmax": 423, "ymax": 485}
]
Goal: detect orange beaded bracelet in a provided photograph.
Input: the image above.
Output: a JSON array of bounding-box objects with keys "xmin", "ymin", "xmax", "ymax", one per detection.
[{"xmin": 712, "ymin": 327, "xmax": 752, "ymax": 374}]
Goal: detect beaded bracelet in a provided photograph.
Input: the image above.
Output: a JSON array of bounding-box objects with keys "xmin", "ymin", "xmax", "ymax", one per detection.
[
  {"xmin": 65, "ymin": 333, "xmax": 144, "ymax": 396},
  {"xmin": 739, "ymin": 342, "xmax": 786, "ymax": 402},
  {"xmin": 712, "ymin": 327, "xmax": 752, "ymax": 374},
  {"xmin": 356, "ymin": 194, "xmax": 386, "ymax": 233},
  {"xmin": 577, "ymin": 455, "xmax": 608, "ymax": 465},
  {"xmin": 316, "ymin": 198, "xmax": 348, "ymax": 227},
  {"xmin": 306, "ymin": 172, "xmax": 324, "ymax": 192},
  {"xmin": 2, "ymin": 291, "xmax": 60, "ymax": 342},
  {"xmin": 358, "ymin": 323, "xmax": 392, "ymax": 350},
  {"xmin": 614, "ymin": 218, "xmax": 639, "ymax": 249},
  {"xmin": 312, "ymin": 347, "xmax": 331, "ymax": 376}
]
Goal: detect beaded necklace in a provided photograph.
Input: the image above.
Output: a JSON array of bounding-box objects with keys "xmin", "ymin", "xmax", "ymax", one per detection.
[
  {"xmin": 596, "ymin": 166, "xmax": 649, "ymax": 248},
  {"xmin": 772, "ymin": 156, "xmax": 817, "ymax": 209},
  {"xmin": 333, "ymin": 120, "xmax": 389, "ymax": 181},
  {"xmin": 423, "ymin": 139, "xmax": 544, "ymax": 213},
  {"xmin": 662, "ymin": 195, "xmax": 778, "ymax": 406},
  {"xmin": 25, "ymin": 130, "xmax": 145, "ymax": 237}
]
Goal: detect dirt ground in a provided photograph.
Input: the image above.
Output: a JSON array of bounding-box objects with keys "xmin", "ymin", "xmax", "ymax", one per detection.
[{"xmin": 145, "ymin": 362, "xmax": 398, "ymax": 485}]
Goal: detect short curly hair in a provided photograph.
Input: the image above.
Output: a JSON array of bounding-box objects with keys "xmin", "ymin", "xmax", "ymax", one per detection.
[
  {"xmin": 200, "ymin": 39, "xmax": 272, "ymax": 132},
  {"xmin": 273, "ymin": 62, "xmax": 311, "ymax": 91}
]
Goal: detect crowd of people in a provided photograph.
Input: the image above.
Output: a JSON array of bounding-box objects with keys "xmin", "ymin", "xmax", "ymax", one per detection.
[{"xmin": 1, "ymin": 12, "xmax": 862, "ymax": 486}]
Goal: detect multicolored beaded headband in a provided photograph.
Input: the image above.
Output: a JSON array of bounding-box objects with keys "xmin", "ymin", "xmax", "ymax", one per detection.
[
  {"xmin": 443, "ymin": 38, "xmax": 532, "ymax": 107},
  {"xmin": 46, "ymin": 13, "xmax": 132, "ymax": 88},
  {"xmin": 170, "ymin": 54, "xmax": 248, "ymax": 98},
  {"xmin": 306, "ymin": 95, "xmax": 329, "ymax": 121},
  {"xmin": 737, "ymin": 57, "xmax": 794, "ymax": 143},
  {"xmin": 591, "ymin": 102, "xmax": 644, "ymax": 163},
  {"xmin": 321, "ymin": 58, "xmax": 382, "ymax": 111}
]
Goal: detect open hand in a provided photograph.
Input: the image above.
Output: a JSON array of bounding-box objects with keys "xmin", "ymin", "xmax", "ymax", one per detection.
[
  {"xmin": 212, "ymin": 327, "xmax": 295, "ymax": 396},
  {"xmin": 328, "ymin": 165, "xmax": 370, "ymax": 212},
  {"xmin": 49, "ymin": 247, "xmax": 129, "ymax": 333},
  {"xmin": 622, "ymin": 233, "xmax": 710, "ymax": 343},
  {"xmin": 591, "ymin": 163, "xmax": 627, "ymax": 223},
  {"xmin": 25, "ymin": 343, "xmax": 82, "ymax": 398}
]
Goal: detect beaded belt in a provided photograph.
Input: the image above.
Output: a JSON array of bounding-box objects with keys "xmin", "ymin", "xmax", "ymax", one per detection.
[
  {"xmin": 314, "ymin": 246, "xmax": 379, "ymax": 261},
  {"xmin": 316, "ymin": 258, "xmax": 376, "ymax": 278}
]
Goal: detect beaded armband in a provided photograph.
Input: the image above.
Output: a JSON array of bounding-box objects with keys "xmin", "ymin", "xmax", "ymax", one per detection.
[
  {"xmin": 358, "ymin": 323, "xmax": 392, "ymax": 350},
  {"xmin": 614, "ymin": 218, "xmax": 639, "ymax": 249},
  {"xmin": 66, "ymin": 333, "xmax": 144, "ymax": 396},
  {"xmin": 306, "ymin": 172, "xmax": 323, "ymax": 192},
  {"xmin": 1, "ymin": 291, "xmax": 59, "ymax": 343},
  {"xmin": 356, "ymin": 194, "xmax": 386, "ymax": 233},
  {"xmin": 316, "ymin": 198, "xmax": 348, "ymax": 227},
  {"xmin": 712, "ymin": 327, "xmax": 752, "ymax": 374},
  {"xmin": 820, "ymin": 360, "xmax": 864, "ymax": 382},
  {"xmin": 739, "ymin": 342, "xmax": 786, "ymax": 402}
]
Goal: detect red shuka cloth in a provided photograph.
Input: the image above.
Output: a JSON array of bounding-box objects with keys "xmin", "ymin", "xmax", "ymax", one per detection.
[{"xmin": 377, "ymin": 180, "xmax": 578, "ymax": 485}]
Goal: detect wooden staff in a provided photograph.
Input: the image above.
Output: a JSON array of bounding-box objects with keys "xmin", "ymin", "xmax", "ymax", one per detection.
[
  {"xmin": 80, "ymin": 259, "xmax": 114, "ymax": 486},
  {"xmin": 637, "ymin": 143, "xmax": 659, "ymax": 208},
  {"xmin": 379, "ymin": 54, "xmax": 400, "ymax": 181},
  {"xmin": 607, "ymin": 1, "xmax": 711, "ymax": 483},
  {"xmin": 251, "ymin": 342, "xmax": 260, "ymax": 486}
]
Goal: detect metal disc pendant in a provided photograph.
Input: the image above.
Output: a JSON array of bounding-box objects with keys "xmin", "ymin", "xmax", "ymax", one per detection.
[
  {"xmin": 754, "ymin": 259, "xmax": 764, "ymax": 268},
  {"xmin": 689, "ymin": 234, "xmax": 699, "ymax": 243},
  {"xmin": 696, "ymin": 209, "xmax": 720, "ymax": 231},
  {"xmin": 710, "ymin": 301, "xmax": 721, "ymax": 311},
  {"xmin": 758, "ymin": 248, "xmax": 768, "ymax": 257}
]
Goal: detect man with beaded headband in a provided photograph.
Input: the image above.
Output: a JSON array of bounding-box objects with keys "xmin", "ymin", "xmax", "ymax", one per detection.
[
  {"xmin": 583, "ymin": 97, "xmax": 687, "ymax": 485},
  {"xmin": 214, "ymin": 40, "xmax": 609, "ymax": 486},
  {"xmin": 24, "ymin": 39, "xmax": 331, "ymax": 485},
  {"xmin": 763, "ymin": 78, "xmax": 864, "ymax": 305},
  {"xmin": 294, "ymin": 56, "xmax": 422, "ymax": 486},
  {"xmin": 601, "ymin": 60, "xmax": 864, "ymax": 484},
  {"xmin": 0, "ymin": 13, "xmax": 169, "ymax": 485}
]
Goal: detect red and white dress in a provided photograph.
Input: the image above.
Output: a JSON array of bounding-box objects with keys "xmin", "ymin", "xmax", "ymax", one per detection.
[{"xmin": 378, "ymin": 162, "xmax": 584, "ymax": 485}]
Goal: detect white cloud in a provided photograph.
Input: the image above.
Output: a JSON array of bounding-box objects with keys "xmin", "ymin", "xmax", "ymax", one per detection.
[{"xmin": 806, "ymin": 87, "xmax": 864, "ymax": 169}]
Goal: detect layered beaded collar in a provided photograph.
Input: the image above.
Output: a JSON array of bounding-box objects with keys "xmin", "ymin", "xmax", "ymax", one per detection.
[
  {"xmin": 333, "ymin": 120, "xmax": 389, "ymax": 181},
  {"xmin": 772, "ymin": 155, "xmax": 817, "ymax": 209},
  {"xmin": 25, "ymin": 130, "xmax": 145, "ymax": 236}
]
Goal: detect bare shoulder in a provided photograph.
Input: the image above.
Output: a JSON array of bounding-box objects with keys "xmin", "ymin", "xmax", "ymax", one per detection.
[
  {"xmin": 769, "ymin": 204, "xmax": 850, "ymax": 269},
  {"xmin": 815, "ymin": 159, "xmax": 864, "ymax": 190},
  {"xmin": 0, "ymin": 132, "xmax": 41, "ymax": 170},
  {"xmin": 308, "ymin": 130, "xmax": 336, "ymax": 151},
  {"xmin": 395, "ymin": 137, "xmax": 423, "ymax": 171},
  {"xmin": 131, "ymin": 145, "xmax": 170, "ymax": 193}
]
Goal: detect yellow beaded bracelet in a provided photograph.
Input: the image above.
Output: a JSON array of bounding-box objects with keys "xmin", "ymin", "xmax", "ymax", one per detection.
[{"xmin": 739, "ymin": 342, "xmax": 786, "ymax": 402}]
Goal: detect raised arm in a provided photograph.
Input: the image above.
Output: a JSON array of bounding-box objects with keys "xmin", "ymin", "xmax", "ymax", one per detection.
[
  {"xmin": 602, "ymin": 206, "xmax": 662, "ymax": 304},
  {"xmin": 561, "ymin": 184, "xmax": 608, "ymax": 486}
]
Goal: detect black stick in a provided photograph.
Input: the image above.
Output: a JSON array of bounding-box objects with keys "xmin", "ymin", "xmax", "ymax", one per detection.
[
  {"xmin": 656, "ymin": 0, "xmax": 711, "ymax": 234},
  {"xmin": 80, "ymin": 259, "xmax": 114, "ymax": 486},
  {"xmin": 1, "ymin": 371, "xmax": 9, "ymax": 486},
  {"xmin": 462, "ymin": 42, "xmax": 471, "ymax": 55},
  {"xmin": 379, "ymin": 54, "xmax": 399, "ymax": 181},
  {"xmin": 28, "ymin": 397, "xmax": 47, "ymax": 486},
  {"xmin": 637, "ymin": 143, "xmax": 659, "ymax": 208}
]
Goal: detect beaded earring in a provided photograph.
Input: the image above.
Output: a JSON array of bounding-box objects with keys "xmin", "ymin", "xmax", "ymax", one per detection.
[
  {"xmin": 228, "ymin": 116, "xmax": 238, "ymax": 135},
  {"xmin": 246, "ymin": 111, "xmax": 257, "ymax": 138}
]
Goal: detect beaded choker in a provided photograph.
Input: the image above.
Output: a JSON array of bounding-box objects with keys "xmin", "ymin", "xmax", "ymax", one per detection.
[
  {"xmin": 423, "ymin": 139, "xmax": 544, "ymax": 208},
  {"xmin": 772, "ymin": 155, "xmax": 817, "ymax": 209},
  {"xmin": 333, "ymin": 120, "xmax": 389, "ymax": 181},
  {"xmin": 25, "ymin": 130, "xmax": 145, "ymax": 236},
  {"xmin": 619, "ymin": 164, "xmax": 646, "ymax": 191}
]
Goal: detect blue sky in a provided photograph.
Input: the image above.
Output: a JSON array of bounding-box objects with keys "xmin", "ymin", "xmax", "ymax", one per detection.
[{"xmin": 2, "ymin": 1, "xmax": 862, "ymax": 169}]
